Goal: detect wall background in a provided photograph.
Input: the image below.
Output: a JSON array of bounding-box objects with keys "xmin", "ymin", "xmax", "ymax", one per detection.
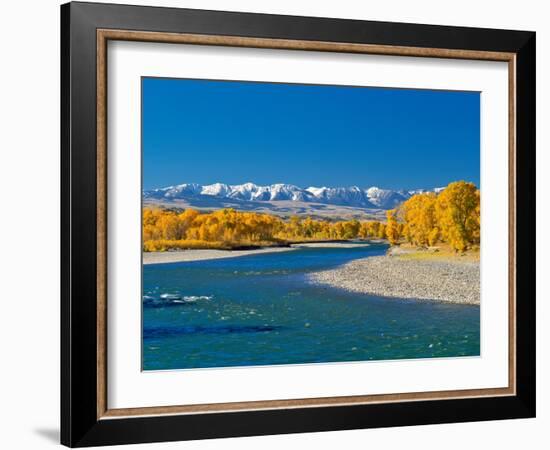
[{"xmin": 0, "ymin": 1, "xmax": 545, "ymax": 448}]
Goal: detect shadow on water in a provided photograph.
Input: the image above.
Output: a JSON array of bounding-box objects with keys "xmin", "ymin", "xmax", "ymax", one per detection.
[{"xmin": 144, "ymin": 324, "xmax": 285, "ymax": 338}]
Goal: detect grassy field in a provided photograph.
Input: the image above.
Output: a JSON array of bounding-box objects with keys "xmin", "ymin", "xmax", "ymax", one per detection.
[{"xmin": 390, "ymin": 242, "xmax": 480, "ymax": 263}]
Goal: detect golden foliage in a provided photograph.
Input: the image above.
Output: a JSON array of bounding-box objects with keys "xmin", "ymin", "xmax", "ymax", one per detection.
[
  {"xmin": 385, "ymin": 209, "xmax": 401, "ymax": 245},
  {"xmin": 400, "ymin": 180, "xmax": 480, "ymax": 251},
  {"xmin": 142, "ymin": 181, "xmax": 480, "ymax": 252},
  {"xmin": 401, "ymin": 192, "xmax": 438, "ymax": 247},
  {"xmin": 142, "ymin": 208, "xmax": 375, "ymax": 251},
  {"xmin": 435, "ymin": 181, "xmax": 480, "ymax": 251}
]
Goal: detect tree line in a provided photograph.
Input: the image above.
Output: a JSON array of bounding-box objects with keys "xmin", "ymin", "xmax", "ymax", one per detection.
[
  {"xmin": 391, "ymin": 180, "xmax": 479, "ymax": 251},
  {"xmin": 143, "ymin": 181, "xmax": 479, "ymax": 252}
]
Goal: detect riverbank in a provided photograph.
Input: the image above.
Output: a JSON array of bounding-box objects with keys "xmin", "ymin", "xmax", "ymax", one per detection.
[
  {"xmin": 143, "ymin": 240, "xmax": 378, "ymax": 264},
  {"xmin": 308, "ymin": 248, "xmax": 480, "ymax": 305},
  {"xmin": 291, "ymin": 242, "xmax": 373, "ymax": 249},
  {"xmin": 143, "ymin": 246, "xmax": 298, "ymax": 265}
]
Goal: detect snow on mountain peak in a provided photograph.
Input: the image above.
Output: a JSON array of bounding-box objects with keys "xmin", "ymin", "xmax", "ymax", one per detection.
[
  {"xmin": 366, "ymin": 186, "xmax": 381, "ymax": 195},
  {"xmin": 306, "ymin": 186, "xmax": 327, "ymax": 196},
  {"xmin": 144, "ymin": 182, "xmax": 444, "ymax": 210},
  {"xmin": 201, "ymin": 183, "xmax": 230, "ymax": 197}
]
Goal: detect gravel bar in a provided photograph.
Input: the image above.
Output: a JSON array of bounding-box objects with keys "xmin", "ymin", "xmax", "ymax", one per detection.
[
  {"xmin": 308, "ymin": 256, "xmax": 479, "ymax": 305},
  {"xmin": 143, "ymin": 247, "xmax": 296, "ymax": 265}
]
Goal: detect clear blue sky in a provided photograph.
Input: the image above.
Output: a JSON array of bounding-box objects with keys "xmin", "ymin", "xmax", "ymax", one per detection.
[{"xmin": 142, "ymin": 77, "xmax": 479, "ymax": 190}]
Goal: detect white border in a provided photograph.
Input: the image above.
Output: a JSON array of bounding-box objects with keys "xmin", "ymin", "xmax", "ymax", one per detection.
[{"xmin": 107, "ymin": 41, "xmax": 509, "ymax": 409}]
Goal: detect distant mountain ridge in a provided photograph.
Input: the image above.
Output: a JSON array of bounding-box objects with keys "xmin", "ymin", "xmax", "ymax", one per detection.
[{"xmin": 144, "ymin": 182, "xmax": 444, "ymax": 210}]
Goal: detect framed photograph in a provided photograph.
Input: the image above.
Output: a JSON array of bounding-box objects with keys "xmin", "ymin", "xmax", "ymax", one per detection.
[{"xmin": 61, "ymin": 2, "xmax": 536, "ymax": 447}]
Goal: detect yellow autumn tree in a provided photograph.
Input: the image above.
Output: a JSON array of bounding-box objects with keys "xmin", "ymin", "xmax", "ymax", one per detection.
[
  {"xmin": 385, "ymin": 209, "xmax": 401, "ymax": 245},
  {"xmin": 142, "ymin": 180, "xmax": 480, "ymax": 252},
  {"xmin": 467, "ymin": 189, "xmax": 481, "ymax": 245},
  {"xmin": 358, "ymin": 222, "xmax": 370, "ymax": 238},
  {"xmin": 370, "ymin": 221, "xmax": 381, "ymax": 238},
  {"xmin": 435, "ymin": 181, "xmax": 479, "ymax": 252},
  {"xmin": 401, "ymin": 192, "xmax": 438, "ymax": 247},
  {"xmin": 156, "ymin": 212, "xmax": 182, "ymax": 240},
  {"xmin": 377, "ymin": 223, "xmax": 387, "ymax": 239}
]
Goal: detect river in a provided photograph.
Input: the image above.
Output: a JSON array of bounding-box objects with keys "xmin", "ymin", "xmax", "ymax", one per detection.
[{"xmin": 142, "ymin": 243, "xmax": 479, "ymax": 370}]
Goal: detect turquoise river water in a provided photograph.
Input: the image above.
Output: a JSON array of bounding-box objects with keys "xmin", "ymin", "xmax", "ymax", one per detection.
[{"xmin": 142, "ymin": 243, "xmax": 480, "ymax": 370}]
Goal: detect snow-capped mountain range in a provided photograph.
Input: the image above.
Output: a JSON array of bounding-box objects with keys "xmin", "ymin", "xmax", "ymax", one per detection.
[{"xmin": 144, "ymin": 182, "xmax": 444, "ymax": 210}]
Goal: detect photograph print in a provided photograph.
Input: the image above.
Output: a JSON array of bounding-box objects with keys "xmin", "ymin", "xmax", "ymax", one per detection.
[{"xmin": 141, "ymin": 77, "xmax": 481, "ymax": 371}]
